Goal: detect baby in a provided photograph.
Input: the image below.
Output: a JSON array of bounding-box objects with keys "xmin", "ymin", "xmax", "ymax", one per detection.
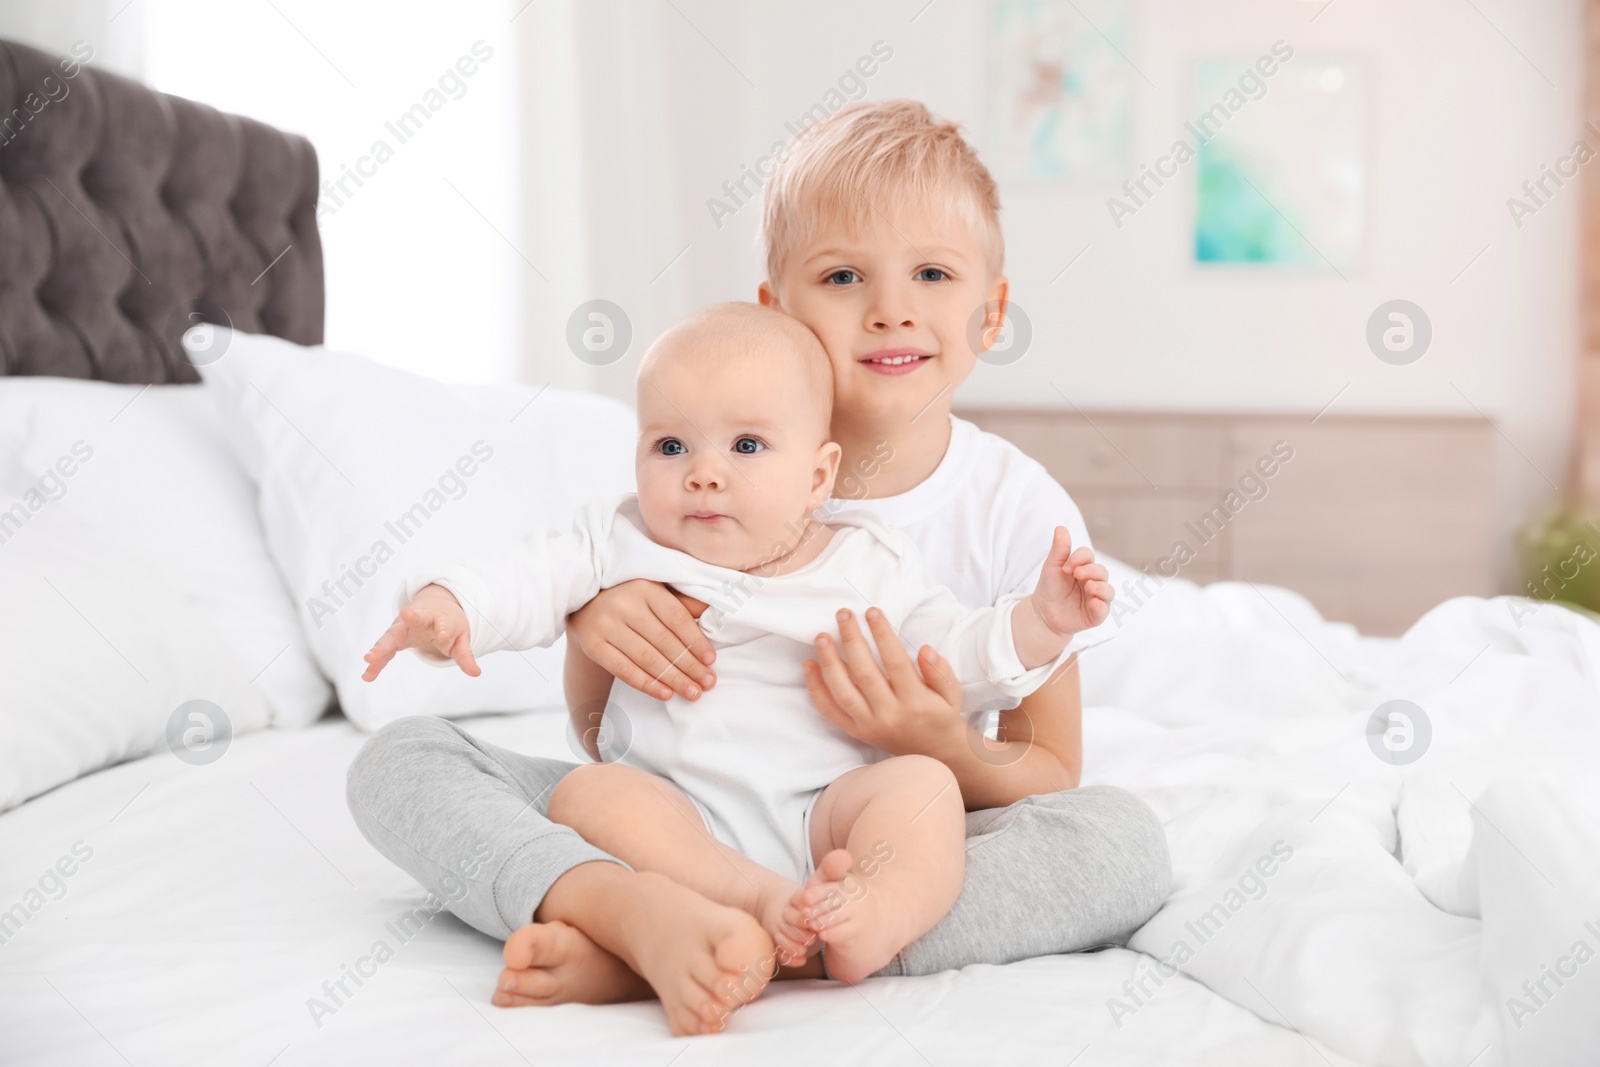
[{"xmin": 362, "ymin": 301, "xmax": 1111, "ymax": 1000}]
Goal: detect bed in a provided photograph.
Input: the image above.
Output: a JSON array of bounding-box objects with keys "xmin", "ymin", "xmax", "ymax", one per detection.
[{"xmin": 2, "ymin": 38, "xmax": 1597, "ymax": 1067}]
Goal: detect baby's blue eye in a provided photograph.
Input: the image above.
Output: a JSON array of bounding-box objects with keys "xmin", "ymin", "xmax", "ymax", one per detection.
[
  {"xmin": 659, "ymin": 438, "xmax": 686, "ymax": 456},
  {"xmin": 825, "ymin": 269, "xmax": 860, "ymax": 286},
  {"xmin": 733, "ymin": 437, "xmax": 765, "ymax": 455},
  {"xmin": 917, "ymin": 267, "xmax": 948, "ymax": 282}
]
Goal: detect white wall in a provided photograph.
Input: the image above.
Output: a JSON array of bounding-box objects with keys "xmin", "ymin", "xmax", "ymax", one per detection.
[
  {"xmin": 533, "ymin": 0, "xmax": 1581, "ymax": 585},
  {"xmin": 3, "ymin": 0, "xmax": 1582, "ymax": 584},
  {"xmin": 2, "ymin": 1, "xmax": 528, "ymax": 385}
]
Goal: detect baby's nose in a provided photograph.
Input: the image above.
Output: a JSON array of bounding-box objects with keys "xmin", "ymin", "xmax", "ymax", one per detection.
[{"xmin": 686, "ymin": 463, "xmax": 726, "ymax": 490}]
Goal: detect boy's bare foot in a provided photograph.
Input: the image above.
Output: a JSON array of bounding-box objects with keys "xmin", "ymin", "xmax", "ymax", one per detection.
[
  {"xmin": 788, "ymin": 848, "xmax": 905, "ymax": 985},
  {"xmin": 493, "ymin": 920, "xmax": 652, "ymax": 1007},
  {"xmin": 611, "ymin": 872, "xmax": 781, "ymax": 1035}
]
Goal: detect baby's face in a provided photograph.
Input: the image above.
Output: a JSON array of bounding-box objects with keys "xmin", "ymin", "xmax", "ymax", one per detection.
[
  {"xmin": 635, "ymin": 335, "xmax": 839, "ymax": 572},
  {"xmin": 761, "ymin": 204, "xmax": 1007, "ymax": 429}
]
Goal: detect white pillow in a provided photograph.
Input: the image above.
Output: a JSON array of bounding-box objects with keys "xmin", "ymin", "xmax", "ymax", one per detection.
[
  {"xmin": 0, "ymin": 378, "xmax": 333, "ymax": 726},
  {"xmin": 0, "ymin": 510, "xmax": 271, "ymax": 812},
  {"xmin": 194, "ymin": 327, "xmax": 636, "ymax": 731}
]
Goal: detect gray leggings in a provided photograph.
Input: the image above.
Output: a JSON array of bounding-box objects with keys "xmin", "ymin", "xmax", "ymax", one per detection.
[{"xmin": 346, "ymin": 715, "xmax": 1172, "ymax": 979}]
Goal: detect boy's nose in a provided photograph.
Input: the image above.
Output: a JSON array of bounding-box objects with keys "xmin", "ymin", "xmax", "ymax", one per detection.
[{"xmin": 866, "ymin": 287, "xmax": 917, "ymax": 330}]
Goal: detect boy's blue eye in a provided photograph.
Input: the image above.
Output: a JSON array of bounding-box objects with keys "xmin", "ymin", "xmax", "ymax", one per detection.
[
  {"xmin": 917, "ymin": 267, "xmax": 948, "ymax": 282},
  {"xmin": 825, "ymin": 269, "xmax": 860, "ymax": 286},
  {"xmin": 733, "ymin": 437, "xmax": 765, "ymax": 455},
  {"xmin": 659, "ymin": 438, "xmax": 686, "ymax": 456}
]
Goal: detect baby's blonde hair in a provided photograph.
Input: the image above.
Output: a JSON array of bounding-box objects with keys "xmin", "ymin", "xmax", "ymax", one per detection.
[{"xmin": 759, "ymin": 99, "xmax": 1004, "ymax": 287}]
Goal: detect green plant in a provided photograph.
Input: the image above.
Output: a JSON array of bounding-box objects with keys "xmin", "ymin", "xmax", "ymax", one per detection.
[{"xmin": 1516, "ymin": 507, "xmax": 1600, "ymax": 612}]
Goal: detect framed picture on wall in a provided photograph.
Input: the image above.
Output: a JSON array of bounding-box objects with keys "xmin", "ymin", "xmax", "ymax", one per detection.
[
  {"xmin": 985, "ymin": 0, "xmax": 1135, "ymax": 184},
  {"xmin": 1190, "ymin": 54, "xmax": 1366, "ymax": 273}
]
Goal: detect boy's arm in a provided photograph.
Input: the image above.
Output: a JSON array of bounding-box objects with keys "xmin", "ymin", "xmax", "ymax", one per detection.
[
  {"xmin": 1001, "ymin": 659, "xmax": 1083, "ymax": 789},
  {"xmin": 565, "ymin": 581, "xmax": 717, "ymax": 703},
  {"xmin": 562, "ymin": 583, "xmax": 715, "ymax": 759},
  {"xmin": 925, "ymin": 656, "xmax": 1085, "ymax": 805},
  {"xmin": 563, "ymin": 634, "xmax": 615, "ymax": 762}
]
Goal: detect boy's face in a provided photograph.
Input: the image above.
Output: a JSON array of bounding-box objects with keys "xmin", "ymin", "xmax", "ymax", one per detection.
[
  {"xmin": 759, "ymin": 204, "xmax": 1008, "ymax": 430},
  {"xmin": 634, "ymin": 336, "xmax": 841, "ymax": 572}
]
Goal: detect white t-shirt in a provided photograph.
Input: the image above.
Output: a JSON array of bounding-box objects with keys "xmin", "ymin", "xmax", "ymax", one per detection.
[
  {"xmin": 400, "ymin": 494, "xmax": 1080, "ymax": 881},
  {"xmin": 830, "ymin": 414, "xmax": 1101, "ymax": 624}
]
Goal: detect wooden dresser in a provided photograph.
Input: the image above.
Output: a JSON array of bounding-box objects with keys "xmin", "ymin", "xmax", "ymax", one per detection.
[{"xmin": 958, "ymin": 409, "xmax": 1499, "ymax": 636}]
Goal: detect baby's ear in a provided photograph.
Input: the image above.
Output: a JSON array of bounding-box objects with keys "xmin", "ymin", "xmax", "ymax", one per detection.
[{"xmin": 812, "ymin": 440, "xmax": 843, "ymax": 502}]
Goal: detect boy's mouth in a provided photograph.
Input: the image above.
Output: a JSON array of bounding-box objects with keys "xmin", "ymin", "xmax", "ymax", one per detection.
[
  {"xmin": 860, "ymin": 348, "xmax": 932, "ymax": 376},
  {"xmin": 686, "ymin": 510, "xmax": 728, "ymax": 523}
]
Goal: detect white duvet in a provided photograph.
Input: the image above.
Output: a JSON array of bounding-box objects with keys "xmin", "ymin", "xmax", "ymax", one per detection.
[
  {"xmin": 1088, "ymin": 569, "xmax": 1600, "ymax": 1067},
  {"xmin": 2, "ymin": 567, "xmax": 1596, "ymax": 1066}
]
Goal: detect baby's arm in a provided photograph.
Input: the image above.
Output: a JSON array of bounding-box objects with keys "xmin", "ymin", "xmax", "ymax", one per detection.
[
  {"xmin": 362, "ymin": 498, "xmax": 615, "ymax": 680},
  {"xmin": 894, "ymin": 525, "xmax": 1111, "ymax": 705},
  {"xmin": 362, "ymin": 583, "xmax": 479, "ymax": 681},
  {"xmin": 1009, "ymin": 526, "xmax": 1113, "ymax": 667}
]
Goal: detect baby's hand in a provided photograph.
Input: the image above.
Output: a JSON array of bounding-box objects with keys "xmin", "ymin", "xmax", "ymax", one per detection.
[
  {"xmin": 1031, "ymin": 527, "xmax": 1114, "ymax": 637},
  {"xmin": 361, "ymin": 583, "xmax": 481, "ymax": 681}
]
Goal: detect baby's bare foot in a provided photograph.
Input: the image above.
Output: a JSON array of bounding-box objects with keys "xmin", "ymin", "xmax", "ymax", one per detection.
[
  {"xmin": 493, "ymin": 920, "xmax": 651, "ymax": 1007},
  {"xmin": 752, "ymin": 878, "xmax": 816, "ymax": 968},
  {"xmin": 618, "ymin": 872, "xmax": 780, "ymax": 1035},
  {"xmin": 789, "ymin": 848, "xmax": 905, "ymax": 985}
]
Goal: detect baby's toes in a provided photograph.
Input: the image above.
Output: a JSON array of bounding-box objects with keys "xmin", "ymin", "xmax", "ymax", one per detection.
[
  {"xmin": 772, "ymin": 906, "xmax": 814, "ymax": 955},
  {"xmin": 667, "ymin": 1001, "xmax": 711, "ymax": 1037},
  {"xmin": 768, "ymin": 935, "xmax": 803, "ymax": 967},
  {"xmin": 777, "ymin": 936, "xmax": 811, "ymax": 966},
  {"xmin": 689, "ymin": 947, "xmax": 757, "ymax": 1017},
  {"xmin": 664, "ymin": 981, "xmax": 719, "ymax": 1036},
  {"xmin": 697, "ymin": 978, "xmax": 744, "ymax": 1032},
  {"xmin": 785, "ymin": 896, "xmax": 825, "ymax": 937}
]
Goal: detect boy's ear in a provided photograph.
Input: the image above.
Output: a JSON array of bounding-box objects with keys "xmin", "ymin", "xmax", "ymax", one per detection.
[
  {"xmin": 758, "ymin": 281, "xmax": 781, "ymax": 310},
  {"xmin": 811, "ymin": 441, "xmax": 843, "ymax": 506},
  {"xmin": 981, "ymin": 274, "xmax": 1011, "ymax": 351}
]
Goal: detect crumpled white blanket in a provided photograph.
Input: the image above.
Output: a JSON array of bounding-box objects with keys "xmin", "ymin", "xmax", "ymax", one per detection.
[{"xmin": 1080, "ymin": 561, "xmax": 1600, "ymax": 1067}]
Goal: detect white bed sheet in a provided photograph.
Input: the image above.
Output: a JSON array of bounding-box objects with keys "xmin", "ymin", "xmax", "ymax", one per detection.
[
  {"xmin": 0, "ymin": 712, "xmax": 1357, "ymax": 1067},
  {"xmin": 3, "ymin": 575, "xmax": 1598, "ymax": 1066}
]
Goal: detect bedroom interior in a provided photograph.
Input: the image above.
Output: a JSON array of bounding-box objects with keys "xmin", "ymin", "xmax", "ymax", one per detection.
[{"xmin": 1, "ymin": 2, "xmax": 1597, "ymax": 1066}]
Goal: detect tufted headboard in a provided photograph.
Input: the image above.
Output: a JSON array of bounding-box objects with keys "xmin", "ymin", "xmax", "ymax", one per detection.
[{"xmin": 0, "ymin": 39, "xmax": 323, "ymax": 383}]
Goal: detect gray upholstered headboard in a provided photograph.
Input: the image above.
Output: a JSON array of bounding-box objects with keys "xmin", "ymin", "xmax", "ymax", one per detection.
[{"xmin": 0, "ymin": 39, "xmax": 323, "ymax": 383}]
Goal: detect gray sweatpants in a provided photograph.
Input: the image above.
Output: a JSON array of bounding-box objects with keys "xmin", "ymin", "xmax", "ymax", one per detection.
[{"xmin": 346, "ymin": 715, "xmax": 1172, "ymax": 979}]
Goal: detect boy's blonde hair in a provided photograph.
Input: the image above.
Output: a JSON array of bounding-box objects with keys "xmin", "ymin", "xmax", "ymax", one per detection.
[{"xmin": 759, "ymin": 100, "xmax": 1004, "ymax": 287}]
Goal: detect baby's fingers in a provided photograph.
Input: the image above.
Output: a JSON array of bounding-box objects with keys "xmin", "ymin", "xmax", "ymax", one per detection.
[
  {"xmin": 360, "ymin": 648, "xmax": 394, "ymax": 683},
  {"xmin": 448, "ymin": 630, "xmax": 482, "ymax": 677},
  {"xmin": 361, "ymin": 618, "xmax": 410, "ymax": 682},
  {"xmin": 1085, "ymin": 592, "xmax": 1112, "ymax": 625},
  {"xmin": 1082, "ymin": 579, "xmax": 1114, "ymax": 602},
  {"xmin": 1062, "ymin": 547, "xmax": 1096, "ymax": 572},
  {"xmin": 1071, "ymin": 562, "xmax": 1109, "ymax": 584},
  {"xmin": 399, "ymin": 606, "xmax": 434, "ymax": 630}
]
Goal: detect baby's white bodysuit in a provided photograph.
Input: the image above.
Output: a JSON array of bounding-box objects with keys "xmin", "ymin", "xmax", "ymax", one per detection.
[{"xmin": 400, "ymin": 494, "xmax": 1081, "ymax": 883}]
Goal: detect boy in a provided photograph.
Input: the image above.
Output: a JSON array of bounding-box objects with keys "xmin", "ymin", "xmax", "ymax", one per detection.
[
  {"xmin": 347, "ymin": 99, "xmax": 1169, "ymax": 1032},
  {"xmin": 363, "ymin": 302, "xmax": 1112, "ymax": 1030}
]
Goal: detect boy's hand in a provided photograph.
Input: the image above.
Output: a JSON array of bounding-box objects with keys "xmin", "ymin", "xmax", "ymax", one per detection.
[
  {"xmin": 362, "ymin": 583, "xmax": 480, "ymax": 681},
  {"xmin": 1031, "ymin": 527, "xmax": 1114, "ymax": 637},
  {"xmin": 567, "ymin": 579, "xmax": 717, "ymax": 702},
  {"xmin": 802, "ymin": 608, "xmax": 966, "ymax": 757}
]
